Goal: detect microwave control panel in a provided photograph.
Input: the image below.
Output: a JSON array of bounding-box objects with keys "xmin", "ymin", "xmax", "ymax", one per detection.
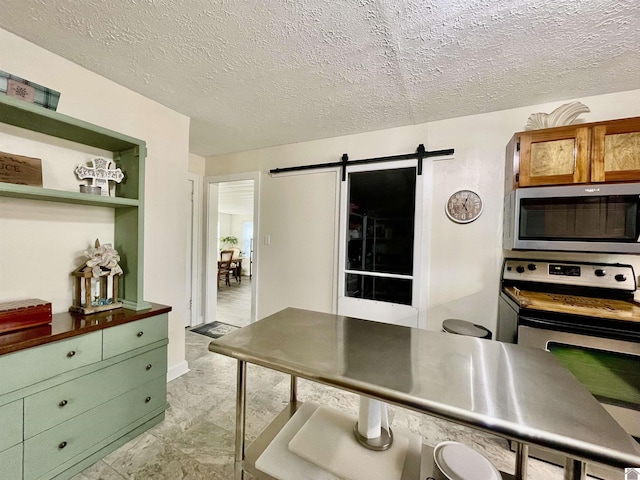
[{"xmin": 502, "ymin": 259, "xmax": 636, "ymax": 291}]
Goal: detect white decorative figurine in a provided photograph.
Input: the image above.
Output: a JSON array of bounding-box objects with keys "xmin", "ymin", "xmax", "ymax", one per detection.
[
  {"xmin": 525, "ymin": 101, "xmax": 590, "ymax": 130},
  {"xmin": 75, "ymin": 157, "xmax": 124, "ymax": 196}
]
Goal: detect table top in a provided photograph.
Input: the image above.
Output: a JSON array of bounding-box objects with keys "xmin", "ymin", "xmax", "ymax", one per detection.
[{"xmin": 209, "ymin": 307, "xmax": 640, "ymax": 468}]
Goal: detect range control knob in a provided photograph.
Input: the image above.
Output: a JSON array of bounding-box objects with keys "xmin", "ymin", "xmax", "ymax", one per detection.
[
  {"xmin": 594, "ymin": 269, "xmax": 606, "ymax": 277},
  {"xmin": 516, "ymin": 265, "xmax": 525, "ymax": 273},
  {"xmin": 527, "ymin": 263, "xmax": 537, "ymax": 271},
  {"xmin": 615, "ymin": 274, "xmax": 627, "ymax": 282}
]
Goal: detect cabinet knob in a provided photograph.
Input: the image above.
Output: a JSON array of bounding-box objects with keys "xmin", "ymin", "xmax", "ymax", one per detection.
[
  {"xmin": 145, "ymin": 396, "xmax": 151, "ymax": 403},
  {"xmin": 58, "ymin": 441, "xmax": 67, "ymax": 449},
  {"xmin": 146, "ymin": 364, "xmax": 152, "ymax": 371},
  {"xmin": 137, "ymin": 331, "xmax": 144, "ymax": 337},
  {"xmin": 67, "ymin": 351, "xmax": 76, "ymax": 358},
  {"xmin": 59, "ymin": 400, "xmax": 68, "ymax": 407}
]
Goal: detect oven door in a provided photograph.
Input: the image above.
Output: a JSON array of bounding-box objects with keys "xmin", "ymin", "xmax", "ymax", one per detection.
[{"xmin": 519, "ymin": 319, "xmax": 640, "ymax": 438}]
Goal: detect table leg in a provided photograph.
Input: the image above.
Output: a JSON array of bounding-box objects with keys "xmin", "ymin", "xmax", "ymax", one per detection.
[
  {"xmin": 235, "ymin": 360, "xmax": 247, "ymax": 480},
  {"xmin": 514, "ymin": 442, "xmax": 529, "ymax": 480},
  {"xmin": 290, "ymin": 375, "xmax": 298, "ymax": 403},
  {"xmin": 564, "ymin": 458, "xmax": 587, "ymax": 480}
]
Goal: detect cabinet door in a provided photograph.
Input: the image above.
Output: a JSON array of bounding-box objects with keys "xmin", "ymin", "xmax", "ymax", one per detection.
[
  {"xmin": 0, "ymin": 443, "xmax": 22, "ymax": 480},
  {"xmin": 0, "ymin": 399, "xmax": 22, "ymax": 452},
  {"xmin": 518, "ymin": 126, "xmax": 590, "ymax": 187},
  {"xmin": 591, "ymin": 117, "xmax": 640, "ymax": 182}
]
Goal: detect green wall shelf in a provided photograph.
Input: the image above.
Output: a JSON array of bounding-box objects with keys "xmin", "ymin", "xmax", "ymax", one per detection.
[{"xmin": 0, "ymin": 94, "xmax": 149, "ymax": 310}]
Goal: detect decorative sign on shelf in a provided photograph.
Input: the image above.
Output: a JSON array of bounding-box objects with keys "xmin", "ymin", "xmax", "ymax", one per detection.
[
  {"xmin": 75, "ymin": 157, "xmax": 124, "ymax": 196},
  {"xmin": 0, "ymin": 150, "xmax": 43, "ymax": 186}
]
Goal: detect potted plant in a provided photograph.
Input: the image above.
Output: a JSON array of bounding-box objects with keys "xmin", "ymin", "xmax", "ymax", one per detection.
[{"xmin": 220, "ymin": 235, "xmax": 239, "ymax": 251}]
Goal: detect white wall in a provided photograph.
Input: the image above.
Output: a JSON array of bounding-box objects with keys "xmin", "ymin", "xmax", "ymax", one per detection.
[
  {"xmin": 189, "ymin": 153, "xmax": 205, "ymax": 176},
  {"xmin": 206, "ymin": 89, "xmax": 640, "ymax": 334},
  {"xmin": 0, "ymin": 29, "xmax": 190, "ymax": 376}
]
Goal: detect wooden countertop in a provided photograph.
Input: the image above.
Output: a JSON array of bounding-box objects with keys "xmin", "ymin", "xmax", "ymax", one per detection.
[
  {"xmin": 503, "ymin": 286, "xmax": 640, "ymax": 323},
  {"xmin": 0, "ymin": 303, "xmax": 171, "ymax": 356}
]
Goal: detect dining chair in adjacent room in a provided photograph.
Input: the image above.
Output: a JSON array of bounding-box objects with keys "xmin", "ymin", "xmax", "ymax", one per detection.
[{"xmin": 218, "ymin": 250, "xmax": 235, "ymax": 287}]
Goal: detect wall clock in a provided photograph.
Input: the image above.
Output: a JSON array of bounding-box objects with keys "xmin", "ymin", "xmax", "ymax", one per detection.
[{"xmin": 445, "ymin": 190, "xmax": 483, "ymax": 224}]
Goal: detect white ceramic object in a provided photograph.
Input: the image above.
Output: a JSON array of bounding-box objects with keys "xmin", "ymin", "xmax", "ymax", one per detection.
[
  {"xmin": 433, "ymin": 441, "xmax": 501, "ymax": 480},
  {"xmin": 525, "ymin": 101, "xmax": 590, "ymax": 130}
]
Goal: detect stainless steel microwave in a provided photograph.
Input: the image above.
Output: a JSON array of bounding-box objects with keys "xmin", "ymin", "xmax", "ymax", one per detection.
[{"xmin": 503, "ymin": 183, "xmax": 640, "ymax": 253}]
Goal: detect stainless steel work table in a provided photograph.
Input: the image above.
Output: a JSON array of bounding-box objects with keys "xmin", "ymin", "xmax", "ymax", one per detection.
[{"xmin": 208, "ymin": 307, "xmax": 640, "ymax": 480}]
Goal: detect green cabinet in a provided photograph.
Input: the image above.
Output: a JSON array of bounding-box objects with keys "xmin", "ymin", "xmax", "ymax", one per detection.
[
  {"xmin": 0, "ymin": 314, "xmax": 169, "ymax": 480},
  {"xmin": 0, "ymin": 94, "xmax": 148, "ymax": 310}
]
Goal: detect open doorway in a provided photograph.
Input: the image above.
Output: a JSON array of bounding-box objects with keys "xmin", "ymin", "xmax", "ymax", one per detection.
[{"xmin": 204, "ymin": 173, "xmax": 259, "ymax": 328}]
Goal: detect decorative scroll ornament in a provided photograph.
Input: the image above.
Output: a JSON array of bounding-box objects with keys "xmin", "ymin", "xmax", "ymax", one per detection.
[{"xmin": 525, "ymin": 101, "xmax": 590, "ymax": 130}]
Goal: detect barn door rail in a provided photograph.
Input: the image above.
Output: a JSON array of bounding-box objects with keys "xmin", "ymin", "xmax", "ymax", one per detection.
[{"xmin": 269, "ymin": 144, "xmax": 454, "ymax": 181}]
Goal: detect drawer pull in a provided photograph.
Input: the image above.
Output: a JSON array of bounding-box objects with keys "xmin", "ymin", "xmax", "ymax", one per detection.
[
  {"xmin": 137, "ymin": 331, "xmax": 144, "ymax": 337},
  {"xmin": 145, "ymin": 396, "xmax": 151, "ymax": 403},
  {"xmin": 146, "ymin": 364, "xmax": 152, "ymax": 370},
  {"xmin": 67, "ymin": 351, "xmax": 76, "ymax": 358},
  {"xmin": 59, "ymin": 400, "xmax": 68, "ymax": 407},
  {"xmin": 58, "ymin": 441, "xmax": 67, "ymax": 449}
]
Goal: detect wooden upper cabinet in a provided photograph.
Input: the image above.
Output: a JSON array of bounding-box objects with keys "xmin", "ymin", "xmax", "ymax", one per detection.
[
  {"xmin": 591, "ymin": 117, "xmax": 640, "ymax": 182},
  {"xmin": 506, "ymin": 116, "xmax": 640, "ymax": 190}
]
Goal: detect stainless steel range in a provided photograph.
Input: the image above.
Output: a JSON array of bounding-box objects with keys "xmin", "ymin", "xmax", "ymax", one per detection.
[{"xmin": 498, "ymin": 258, "xmax": 640, "ymax": 442}]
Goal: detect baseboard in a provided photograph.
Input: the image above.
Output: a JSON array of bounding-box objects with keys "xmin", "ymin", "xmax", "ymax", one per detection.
[{"xmin": 167, "ymin": 360, "xmax": 189, "ymax": 382}]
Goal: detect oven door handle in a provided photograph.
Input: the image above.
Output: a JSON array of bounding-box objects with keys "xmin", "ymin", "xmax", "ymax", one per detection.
[{"xmin": 519, "ymin": 315, "xmax": 640, "ymax": 343}]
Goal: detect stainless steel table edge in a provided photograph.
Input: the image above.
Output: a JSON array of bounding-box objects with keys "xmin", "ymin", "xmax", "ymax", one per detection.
[{"xmin": 208, "ymin": 341, "xmax": 640, "ymax": 471}]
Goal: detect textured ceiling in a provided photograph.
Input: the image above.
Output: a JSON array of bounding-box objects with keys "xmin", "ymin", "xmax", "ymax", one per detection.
[{"xmin": 1, "ymin": 0, "xmax": 639, "ymax": 156}]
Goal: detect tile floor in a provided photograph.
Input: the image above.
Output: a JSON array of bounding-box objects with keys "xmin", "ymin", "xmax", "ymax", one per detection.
[{"xmin": 72, "ymin": 328, "xmax": 622, "ymax": 479}]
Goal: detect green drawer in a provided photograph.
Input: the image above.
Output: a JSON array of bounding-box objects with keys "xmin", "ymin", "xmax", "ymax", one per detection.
[
  {"xmin": 0, "ymin": 332, "xmax": 102, "ymax": 396},
  {"xmin": 24, "ymin": 375, "xmax": 166, "ymax": 480},
  {"xmin": 103, "ymin": 314, "xmax": 168, "ymax": 359},
  {"xmin": 24, "ymin": 346, "xmax": 167, "ymax": 438},
  {"xmin": 0, "ymin": 399, "xmax": 22, "ymax": 452},
  {"xmin": 0, "ymin": 443, "xmax": 23, "ymax": 480}
]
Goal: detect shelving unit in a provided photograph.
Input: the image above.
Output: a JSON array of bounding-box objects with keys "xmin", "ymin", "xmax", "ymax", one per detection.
[
  {"xmin": 0, "ymin": 94, "xmax": 149, "ymax": 310},
  {"xmin": 346, "ymin": 212, "xmax": 413, "ymax": 304}
]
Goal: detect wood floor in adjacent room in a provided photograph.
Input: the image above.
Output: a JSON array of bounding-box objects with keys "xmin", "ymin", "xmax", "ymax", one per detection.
[{"xmin": 216, "ymin": 275, "xmax": 251, "ymax": 328}]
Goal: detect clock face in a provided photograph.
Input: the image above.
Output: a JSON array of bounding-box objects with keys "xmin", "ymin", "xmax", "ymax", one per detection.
[{"xmin": 446, "ymin": 190, "xmax": 483, "ymax": 224}]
